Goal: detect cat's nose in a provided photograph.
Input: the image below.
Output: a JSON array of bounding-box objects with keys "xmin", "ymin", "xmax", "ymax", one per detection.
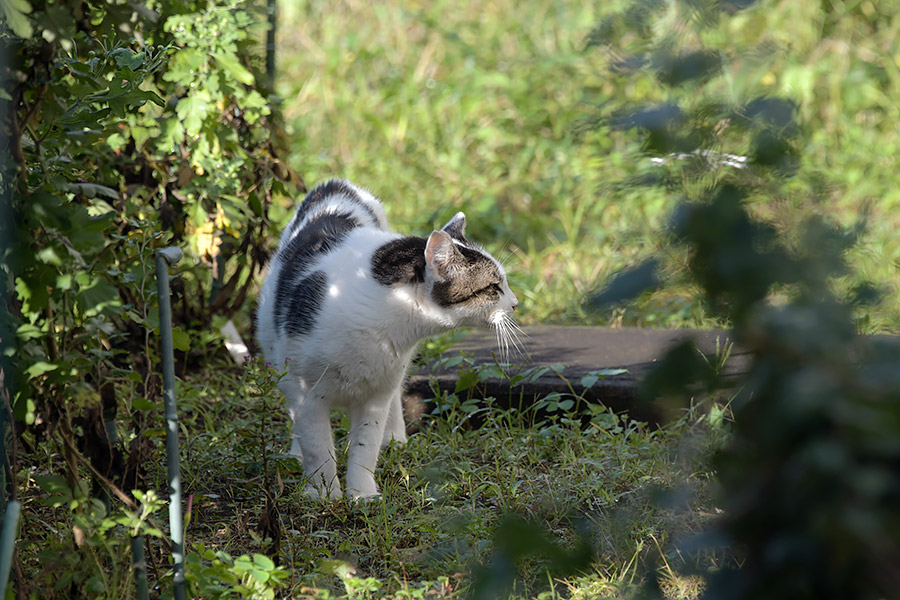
[{"xmin": 511, "ymin": 298, "xmax": 518, "ymax": 312}]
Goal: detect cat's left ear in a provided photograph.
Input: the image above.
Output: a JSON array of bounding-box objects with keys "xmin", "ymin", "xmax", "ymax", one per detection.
[
  {"xmin": 425, "ymin": 230, "xmax": 462, "ymax": 281},
  {"xmin": 441, "ymin": 212, "xmax": 467, "ymax": 241}
]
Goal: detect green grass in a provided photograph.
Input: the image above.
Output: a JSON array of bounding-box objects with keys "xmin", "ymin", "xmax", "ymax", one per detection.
[
  {"xmin": 19, "ymin": 355, "xmax": 728, "ymax": 598},
  {"xmin": 275, "ymin": 0, "xmax": 681, "ymax": 327},
  {"xmin": 274, "ymin": 0, "xmax": 900, "ymax": 332},
  {"xmin": 159, "ymin": 358, "xmax": 730, "ymax": 599}
]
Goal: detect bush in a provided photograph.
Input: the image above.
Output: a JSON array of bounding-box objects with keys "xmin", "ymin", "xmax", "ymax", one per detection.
[
  {"xmin": 1, "ymin": 0, "xmax": 299, "ymax": 595},
  {"xmin": 587, "ymin": 1, "xmax": 900, "ymax": 597}
]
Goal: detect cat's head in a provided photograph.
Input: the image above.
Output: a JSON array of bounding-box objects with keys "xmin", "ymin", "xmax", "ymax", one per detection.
[{"xmin": 424, "ymin": 213, "xmax": 519, "ymax": 333}]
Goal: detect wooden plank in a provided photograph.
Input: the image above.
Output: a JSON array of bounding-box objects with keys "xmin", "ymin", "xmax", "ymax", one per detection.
[{"xmin": 404, "ymin": 326, "xmax": 750, "ymax": 426}]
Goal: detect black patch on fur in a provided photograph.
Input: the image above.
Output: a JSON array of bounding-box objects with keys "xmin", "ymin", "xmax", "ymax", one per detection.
[
  {"xmin": 290, "ymin": 180, "xmax": 380, "ymax": 232},
  {"xmin": 280, "ymin": 212, "xmax": 360, "ymax": 274},
  {"xmin": 371, "ymin": 236, "xmax": 428, "ymax": 286},
  {"xmin": 275, "ymin": 211, "xmax": 359, "ymax": 331},
  {"xmin": 281, "ymin": 270, "xmax": 328, "ymax": 336}
]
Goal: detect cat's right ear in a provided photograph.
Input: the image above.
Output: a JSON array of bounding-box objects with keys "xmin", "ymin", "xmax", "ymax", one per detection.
[
  {"xmin": 425, "ymin": 230, "xmax": 460, "ymax": 281},
  {"xmin": 441, "ymin": 212, "xmax": 467, "ymax": 241}
]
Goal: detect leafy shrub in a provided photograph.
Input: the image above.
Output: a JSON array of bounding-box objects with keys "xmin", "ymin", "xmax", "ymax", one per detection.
[
  {"xmin": 27, "ymin": 477, "xmax": 165, "ymax": 599},
  {"xmin": 587, "ymin": 1, "xmax": 900, "ymax": 597},
  {"xmin": 1, "ymin": 0, "xmax": 297, "ymax": 450},
  {"xmin": 184, "ymin": 544, "xmax": 288, "ymax": 600},
  {"xmin": 1, "ymin": 0, "xmax": 299, "ymax": 595}
]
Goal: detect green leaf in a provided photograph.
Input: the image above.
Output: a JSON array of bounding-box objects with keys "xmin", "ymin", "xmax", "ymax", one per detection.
[
  {"xmin": 233, "ymin": 555, "xmax": 253, "ymax": 572},
  {"xmin": 214, "ymin": 51, "xmax": 255, "ymax": 86},
  {"xmin": 106, "ymin": 133, "xmax": 126, "ymax": 151},
  {"xmin": 253, "ymin": 554, "xmax": 275, "ymax": 570},
  {"xmin": 580, "ymin": 374, "xmax": 599, "ymax": 389},
  {"xmin": 16, "ymin": 323, "xmax": 44, "ymax": 341},
  {"xmin": 581, "ymin": 368, "xmax": 628, "ymax": 389},
  {"xmin": 66, "ymin": 183, "xmax": 120, "ymax": 201},
  {"xmin": 592, "ymin": 368, "xmax": 628, "ymax": 377},
  {"xmin": 34, "ymin": 474, "xmax": 73, "ymax": 506},
  {"xmin": 66, "ymin": 204, "xmax": 113, "ymax": 254},
  {"xmin": 454, "ymin": 370, "xmax": 478, "ymax": 393},
  {"xmin": 176, "ymin": 94, "xmax": 208, "ymax": 137},
  {"xmin": 0, "ymin": 0, "xmax": 33, "ymax": 38},
  {"xmin": 477, "ymin": 365, "xmax": 505, "ymax": 381},
  {"xmin": 37, "ymin": 246, "xmax": 63, "ymax": 266},
  {"xmin": 171, "ymin": 327, "xmax": 191, "ymax": 352},
  {"xmin": 75, "ymin": 276, "xmax": 120, "ymax": 317},
  {"xmin": 159, "ymin": 119, "xmax": 185, "ymax": 152},
  {"xmin": 26, "ymin": 361, "xmax": 58, "ymax": 378},
  {"xmin": 112, "ymin": 48, "xmax": 144, "ymax": 71},
  {"xmin": 132, "ymin": 397, "xmax": 155, "ymax": 411}
]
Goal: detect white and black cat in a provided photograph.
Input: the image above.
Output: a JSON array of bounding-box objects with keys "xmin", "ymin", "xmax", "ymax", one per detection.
[{"xmin": 256, "ymin": 180, "xmax": 519, "ymax": 500}]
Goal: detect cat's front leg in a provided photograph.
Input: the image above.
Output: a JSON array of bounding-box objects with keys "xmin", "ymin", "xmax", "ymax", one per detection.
[
  {"xmin": 294, "ymin": 394, "xmax": 341, "ymax": 500},
  {"xmin": 280, "ymin": 379, "xmax": 305, "ymax": 461},
  {"xmin": 346, "ymin": 396, "xmax": 392, "ymax": 500}
]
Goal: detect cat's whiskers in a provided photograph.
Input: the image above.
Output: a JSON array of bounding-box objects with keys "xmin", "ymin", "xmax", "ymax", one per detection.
[
  {"xmin": 505, "ymin": 316, "xmax": 527, "ymax": 360},
  {"xmin": 496, "ymin": 243, "xmax": 519, "ymax": 272},
  {"xmin": 492, "ymin": 312, "xmax": 527, "ymax": 365}
]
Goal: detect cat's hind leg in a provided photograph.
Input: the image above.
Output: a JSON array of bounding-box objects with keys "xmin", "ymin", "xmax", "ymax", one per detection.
[
  {"xmin": 346, "ymin": 395, "xmax": 392, "ymax": 500},
  {"xmin": 381, "ymin": 389, "xmax": 407, "ymax": 447}
]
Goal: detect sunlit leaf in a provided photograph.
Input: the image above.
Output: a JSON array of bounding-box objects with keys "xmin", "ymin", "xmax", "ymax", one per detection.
[{"xmin": 0, "ymin": 0, "xmax": 33, "ymax": 38}]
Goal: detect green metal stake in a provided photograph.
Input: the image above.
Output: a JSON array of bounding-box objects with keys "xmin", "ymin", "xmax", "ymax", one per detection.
[
  {"xmin": 0, "ymin": 395, "xmax": 6, "ymax": 517},
  {"xmin": 131, "ymin": 535, "xmax": 149, "ymax": 600},
  {"xmin": 0, "ymin": 501, "xmax": 20, "ymax": 597},
  {"xmin": 266, "ymin": 0, "xmax": 276, "ymax": 87},
  {"xmin": 156, "ymin": 247, "xmax": 186, "ymax": 600}
]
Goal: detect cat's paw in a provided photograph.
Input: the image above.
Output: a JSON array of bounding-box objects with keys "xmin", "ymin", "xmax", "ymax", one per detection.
[
  {"xmin": 304, "ymin": 483, "xmax": 342, "ymax": 502},
  {"xmin": 345, "ymin": 478, "xmax": 380, "ymax": 501},
  {"xmin": 347, "ymin": 489, "xmax": 381, "ymax": 503},
  {"xmin": 380, "ymin": 430, "xmax": 407, "ymax": 448}
]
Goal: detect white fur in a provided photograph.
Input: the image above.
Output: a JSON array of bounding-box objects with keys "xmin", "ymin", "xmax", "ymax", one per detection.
[{"xmin": 256, "ymin": 181, "xmax": 517, "ymax": 500}]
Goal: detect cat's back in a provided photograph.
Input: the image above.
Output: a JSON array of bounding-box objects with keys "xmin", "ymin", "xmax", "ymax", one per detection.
[
  {"xmin": 278, "ymin": 179, "xmax": 389, "ymax": 257},
  {"xmin": 256, "ymin": 180, "xmax": 392, "ymax": 364}
]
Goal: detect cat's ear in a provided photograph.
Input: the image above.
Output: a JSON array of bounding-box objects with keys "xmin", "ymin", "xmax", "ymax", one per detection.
[
  {"xmin": 425, "ymin": 230, "xmax": 461, "ymax": 281},
  {"xmin": 441, "ymin": 212, "xmax": 467, "ymax": 241}
]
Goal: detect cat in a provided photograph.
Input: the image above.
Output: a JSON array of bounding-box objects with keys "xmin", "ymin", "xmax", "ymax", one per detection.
[{"xmin": 255, "ymin": 179, "xmax": 519, "ymax": 500}]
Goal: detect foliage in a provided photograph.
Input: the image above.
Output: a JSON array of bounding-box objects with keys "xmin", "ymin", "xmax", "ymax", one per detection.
[
  {"xmin": 24, "ymin": 477, "xmax": 165, "ymax": 599},
  {"xmin": 1, "ymin": 0, "xmax": 298, "ymax": 596},
  {"xmin": 1, "ymin": 0, "xmax": 299, "ymax": 416},
  {"xmin": 584, "ymin": 1, "xmax": 900, "ymax": 598},
  {"xmin": 184, "ymin": 544, "xmax": 289, "ymax": 600}
]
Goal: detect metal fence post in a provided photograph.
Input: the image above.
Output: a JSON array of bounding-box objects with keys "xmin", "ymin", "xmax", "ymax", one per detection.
[
  {"xmin": 0, "ymin": 501, "xmax": 19, "ymax": 597},
  {"xmin": 155, "ymin": 247, "xmax": 186, "ymax": 600}
]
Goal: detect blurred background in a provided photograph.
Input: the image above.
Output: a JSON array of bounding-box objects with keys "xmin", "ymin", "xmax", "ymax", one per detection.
[{"xmin": 275, "ymin": 0, "xmax": 900, "ymax": 331}]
